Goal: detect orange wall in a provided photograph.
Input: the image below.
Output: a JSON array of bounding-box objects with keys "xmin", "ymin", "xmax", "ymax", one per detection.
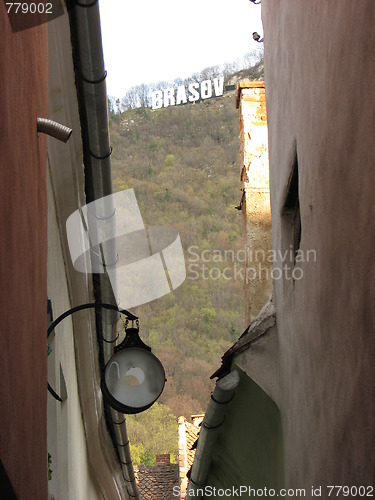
[
  {"xmin": 0, "ymin": 6, "xmax": 48, "ymax": 499},
  {"xmin": 263, "ymin": 0, "xmax": 375, "ymax": 491}
]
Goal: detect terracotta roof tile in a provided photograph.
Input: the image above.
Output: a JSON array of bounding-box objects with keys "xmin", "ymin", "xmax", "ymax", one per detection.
[
  {"xmin": 185, "ymin": 422, "xmax": 200, "ymax": 468},
  {"xmin": 134, "ymin": 464, "xmax": 179, "ymax": 499}
]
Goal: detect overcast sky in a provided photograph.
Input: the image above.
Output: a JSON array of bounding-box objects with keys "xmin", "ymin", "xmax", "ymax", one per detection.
[{"xmin": 99, "ymin": 0, "xmax": 263, "ymax": 98}]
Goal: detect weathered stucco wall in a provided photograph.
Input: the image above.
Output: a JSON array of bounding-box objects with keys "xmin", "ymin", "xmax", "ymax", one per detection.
[
  {"xmin": 0, "ymin": 8, "xmax": 48, "ymax": 499},
  {"xmin": 46, "ymin": 13, "xmax": 125, "ymax": 499},
  {"xmin": 47, "ymin": 165, "xmax": 101, "ymax": 500},
  {"xmin": 46, "ymin": 14, "xmax": 101, "ymax": 499},
  {"xmin": 236, "ymin": 82, "xmax": 272, "ymax": 323},
  {"xmin": 206, "ymin": 369, "xmax": 284, "ymax": 494},
  {"xmin": 262, "ymin": 0, "xmax": 375, "ymax": 492}
]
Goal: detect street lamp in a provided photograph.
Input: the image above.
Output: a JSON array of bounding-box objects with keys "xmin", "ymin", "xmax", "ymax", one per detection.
[
  {"xmin": 252, "ymin": 32, "xmax": 264, "ymax": 43},
  {"xmin": 47, "ymin": 303, "xmax": 165, "ymax": 414},
  {"xmin": 101, "ymin": 318, "xmax": 166, "ymax": 414}
]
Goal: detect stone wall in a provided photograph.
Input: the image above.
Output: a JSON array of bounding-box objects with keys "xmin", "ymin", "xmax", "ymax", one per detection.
[
  {"xmin": 178, "ymin": 416, "xmax": 201, "ymax": 499},
  {"xmin": 236, "ymin": 82, "xmax": 273, "ymax": 323}
]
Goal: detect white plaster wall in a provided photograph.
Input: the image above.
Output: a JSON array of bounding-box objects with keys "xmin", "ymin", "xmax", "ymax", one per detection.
[
  {"xmin": 46, "ymin": 14, "xmax": 129, "ymax": 499},
  {"xmin": 235, "ymin": 323, "xmax": 279, "ymax": 406},
  {"xmin": 47, "ymin": 165, "xmax": 101, "ymax": 500}
]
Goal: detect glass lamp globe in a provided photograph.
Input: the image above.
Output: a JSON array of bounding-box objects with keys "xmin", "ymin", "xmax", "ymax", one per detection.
[{"xmin": 102, "ymin": 346, "xmax": 165, "ymax": 414}]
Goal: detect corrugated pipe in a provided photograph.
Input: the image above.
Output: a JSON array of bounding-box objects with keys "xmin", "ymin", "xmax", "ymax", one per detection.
[
  {"xmin": 185, "ymin": 370, "xmax": 240, "ymax": 500},
  {"xmin": 37, "ymin": 117, "xmax": 72, "ymax": 142}
]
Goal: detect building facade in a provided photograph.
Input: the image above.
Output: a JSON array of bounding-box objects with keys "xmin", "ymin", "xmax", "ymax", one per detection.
[
  {"xmin": 186, "ymin": 1, "xmax": 375, "ymax": 497},
  {"xmin": 262, "ymin": 0, "xmax": 375, "ymax": 490},
  {"xmin": 0, "ymin": 9, "xmax": 49, "ymax": 499},
  {"xmin": 236, "ymin": 81, "xmax": 272, "ymax": 323},
  {"xmin": 1, "ymin": 3, "xmax": 140, "ymax": 499}
]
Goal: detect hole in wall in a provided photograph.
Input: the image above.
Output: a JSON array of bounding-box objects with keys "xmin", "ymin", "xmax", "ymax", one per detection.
[{"xmin": 282, "ymin": 151, "xmax": 301, "ymax": 263}]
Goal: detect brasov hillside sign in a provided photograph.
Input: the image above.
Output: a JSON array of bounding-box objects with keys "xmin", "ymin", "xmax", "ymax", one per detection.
[{"xmin": 151, "ymin": 76, "xmax": 224, "ymax": 109}]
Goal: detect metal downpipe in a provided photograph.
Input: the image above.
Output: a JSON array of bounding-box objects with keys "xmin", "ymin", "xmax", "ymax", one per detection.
[
  {"xmin": 67, "ymin": 0, "xmax": 139, "ymax": 497},
  {"xmin": 185, "ymin": 370, "xmax": 240, "ymax": 499}
]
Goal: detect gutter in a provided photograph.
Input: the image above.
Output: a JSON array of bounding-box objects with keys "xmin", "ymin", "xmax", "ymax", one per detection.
[
  {"xmin": 185, "ymin": 370, "xmax": 240, "ymax": 499},
  {"xmin": 211, "ymin": 296, "xmax": 276, "ymax": 380},
  {"xmin": 66, "ymin": 1, "xmax": 139, "ymax": 498}
]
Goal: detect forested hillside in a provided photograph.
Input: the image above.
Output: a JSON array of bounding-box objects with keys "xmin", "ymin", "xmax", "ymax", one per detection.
[{"xmin": 108, "ymin": 62, "xmax": 263, "ymax": 464}]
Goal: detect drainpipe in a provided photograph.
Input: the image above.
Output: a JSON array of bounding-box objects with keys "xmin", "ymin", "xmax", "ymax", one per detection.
[
  {"xmin": 185, "ymin": 370, "xmax": 240, "ymax": 499},
  {"xmin": 66, "ymin": 1, "xmax": 139, "ymax": 498}
]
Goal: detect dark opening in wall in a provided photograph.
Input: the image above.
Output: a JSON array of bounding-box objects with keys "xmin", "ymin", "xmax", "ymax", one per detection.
[
  {"xmin": 282, "ymin": 153, "xmax": 301, "ymax": 262},
  {"xmin": 0, "ymin": 458, "xmax": 17, "ymax": 500}
]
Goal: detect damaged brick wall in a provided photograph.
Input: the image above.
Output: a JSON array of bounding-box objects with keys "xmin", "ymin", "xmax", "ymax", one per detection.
[{"xmin": 236, "ymin": 82, "xmax": 273, "ymax": 323}]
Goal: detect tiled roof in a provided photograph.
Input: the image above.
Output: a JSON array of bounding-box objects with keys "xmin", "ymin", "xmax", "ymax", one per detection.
[
  {"xmin": 185, "ymin": 421, "xmax": 200, "ymax": 468},
  {"xmin": 134, "ymin": 464, "xmax": 179, "ymax": 499}
]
